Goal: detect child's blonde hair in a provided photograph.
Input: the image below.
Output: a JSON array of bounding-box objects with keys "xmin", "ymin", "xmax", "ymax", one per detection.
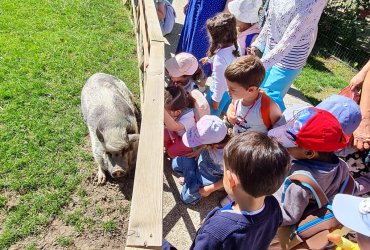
[{"xmin": 206, "ymin": 13, "xmax": 240, "ymax": 58}]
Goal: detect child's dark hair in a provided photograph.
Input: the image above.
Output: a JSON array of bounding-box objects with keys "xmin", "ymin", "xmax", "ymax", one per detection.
[
  {"xmin": 206, "ymin": 13, "xmax": 240, "ymax": 58},
  {"xmin": 164, "ymin": 85, "xmax": 195, "ymax": 111},
  {"xmin": 224, "ymin": 55, "xmax": 265, "ymax": 89},
  {"xmin": 224, "ymin": 131, "xmax": 290, "ymax": 198},
  {"xmin": 190, "ymin": 66, "xmax": 205, "ymax": 82}
]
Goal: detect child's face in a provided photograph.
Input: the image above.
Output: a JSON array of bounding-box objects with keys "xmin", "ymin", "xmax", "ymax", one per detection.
[
  {"xmin": 227, "ymin": 80, "xmax": 258, "ymax": 100},
  {"xmin": 170, "ymin": 75, "xmax": 190, "ymax": 87}
]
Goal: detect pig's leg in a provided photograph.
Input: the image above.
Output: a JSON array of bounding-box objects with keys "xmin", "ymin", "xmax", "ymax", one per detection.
[{"xmin": 89, "ymin": 127, "xmax": 107, "ymax": 184}]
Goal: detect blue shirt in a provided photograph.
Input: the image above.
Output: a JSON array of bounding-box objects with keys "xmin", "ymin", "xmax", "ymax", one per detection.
[{"xmin": 190, "ymin": 196, "xmax": 282, "ymax": 250}]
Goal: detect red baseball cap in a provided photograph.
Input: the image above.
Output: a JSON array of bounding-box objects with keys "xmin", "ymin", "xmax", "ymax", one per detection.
[{"xmin": 268, "ymin": 107, "xmax": 349, "ymax": 152}]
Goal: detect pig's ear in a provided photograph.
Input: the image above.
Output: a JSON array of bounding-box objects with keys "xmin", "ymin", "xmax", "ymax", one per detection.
[
  {"xmin": 96, "ymin": 127, "xmax": 105, "ymax": 143},
  {"xmin": 128, "ymin": 134, "xmax": 139, "ymax": 149}
]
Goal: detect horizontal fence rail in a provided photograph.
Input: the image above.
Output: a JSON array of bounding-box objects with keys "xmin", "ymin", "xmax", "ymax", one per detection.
[{"xmin": 126, "ymin": 0, "xmax": 164, "ymax": 249}]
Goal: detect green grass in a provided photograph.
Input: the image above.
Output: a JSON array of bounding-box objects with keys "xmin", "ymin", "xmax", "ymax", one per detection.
[
  {"xmin": 0, "ymin": 0, "xmax": 138, "ymax": 248},
  {"xmin": 294, "ymin": 55, "xmax": 356, "ymax": 104},
  {"xmin": 102, "ymin": 220, "xmax": 118, "ymax": 234},
  {"xmin": 56, "ymin": 236, "xmax": 73, "ymax": 247}
]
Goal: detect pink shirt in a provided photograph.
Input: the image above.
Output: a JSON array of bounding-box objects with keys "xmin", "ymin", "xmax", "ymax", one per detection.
[{"xmin": 237, "ymin": 24, "xmax": 260, "ymax": 56}]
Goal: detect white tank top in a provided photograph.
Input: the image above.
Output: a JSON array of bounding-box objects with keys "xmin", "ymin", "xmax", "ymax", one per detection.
[{"xmin": 232, "ymin": 94, "xmax": 268, "ymax": 135}]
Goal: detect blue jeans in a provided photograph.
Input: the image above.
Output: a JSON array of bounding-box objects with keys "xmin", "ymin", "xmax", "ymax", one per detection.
[
  {"xmin": 172, "ymin": 150, "xmax": 223, "ymax": 205},
  {"xmin": 205, "ymin": 90, "xmax": 231, "ymax": 117},
  {"xmin": 261, "ymin": 66, "xmax": 302, "ymax": 111}
]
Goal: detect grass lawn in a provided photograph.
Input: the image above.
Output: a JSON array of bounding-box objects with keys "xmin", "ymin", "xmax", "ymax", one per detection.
[
  {"xmin": 294, "ymin": 54, "xmax": 356, "ymax": 105},
  {"xmin": 0, "ymin": 0, "xmax": 138, "ymax": 248}
]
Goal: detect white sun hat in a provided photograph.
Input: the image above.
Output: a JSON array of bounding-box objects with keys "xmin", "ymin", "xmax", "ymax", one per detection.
[{"xmin": 228, "ymin": 0, "xmax": 262, "ymax": 24}]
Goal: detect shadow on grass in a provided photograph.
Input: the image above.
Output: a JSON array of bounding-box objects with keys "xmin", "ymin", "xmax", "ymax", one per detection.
[{"xmin": 305, "ymin": 55, "xmax": 332, "ymax": 74}]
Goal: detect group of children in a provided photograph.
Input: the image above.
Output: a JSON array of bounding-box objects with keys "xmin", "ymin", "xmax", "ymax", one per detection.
[{"xmin": 161, "ymin": 5, "xmax": 370, "ymax": 250}]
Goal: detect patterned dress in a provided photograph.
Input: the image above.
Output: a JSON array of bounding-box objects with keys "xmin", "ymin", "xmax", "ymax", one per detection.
[{"xmin": 176, "ymin": 0, "xmax": 227, "ymax": 76}]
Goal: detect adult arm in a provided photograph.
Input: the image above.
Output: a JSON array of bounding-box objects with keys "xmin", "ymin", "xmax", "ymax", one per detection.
[
  {"xmin": 156, "ymin": 2, "xmax": 166, "ymax": 20},
  {"xmin": 258, "ymin": 0, "xmax": 326, "ymax": 70},
  {"xmin": 350, "ymin": 60, "xmax": 370, "ymax": 91},
  {"xmin": 353, "ymin": 69, "xmax": 370, "ymax": 150},
  {"xmin": 251, "ymin": 12, "xmax": 270, "ymax": 54}
]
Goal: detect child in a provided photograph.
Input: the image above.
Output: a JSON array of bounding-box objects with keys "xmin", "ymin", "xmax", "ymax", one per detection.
[
  {"xmin": 203, "ymin": 13, "xmax": 240, "ymax": 117},
  {"xmin": 225, "ymin": 55, "xmax": 281, "ymax": 135},
  {"xmin": 329, "ymin": 194, "xmax": 370, "ymax": 250},
  {"xmin": 165, "ymin": 52, "xmax": 206, "ymax": 93},
  {"xmin": 190, "ymin": 132, "xmax": 290, "ymax": 249},
  {"xmin": 269, "ymin": 107, "xmax": 352, "ymax": 225},
  {"xmin": 171, "ymin": 115, "xmax": 229, "ymax": 205},
  {"xmin": 268, "ymin": 107, "xmax": 358, "ymax": 248},
  {"xmin": 228, "ymin": 0, "xmax": 261, "ymax": 55},
  {"xmin": 164, "ymin": 86, "xmax": 195, "ymax": 158},
  {"xmin": 154, "ymin": 0, "xmax": 176, "ymax": 35}
]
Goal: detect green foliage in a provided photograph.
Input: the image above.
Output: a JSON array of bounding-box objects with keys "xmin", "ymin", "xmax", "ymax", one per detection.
[{"xmin": 0, "ymin": 0, "xmax": 138, "ymax": 248}]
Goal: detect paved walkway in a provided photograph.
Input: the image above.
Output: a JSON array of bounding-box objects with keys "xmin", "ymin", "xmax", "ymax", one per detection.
[{"xmin": 162, "ymin": 1, "xmax": 311, "ymax": 248}]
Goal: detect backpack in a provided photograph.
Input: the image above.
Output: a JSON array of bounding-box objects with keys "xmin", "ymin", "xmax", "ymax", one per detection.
[
  {"xmin": 245, "ymin": 32, "xmax": 259, "ymax": 48},
  {"xmin": 281, "ymin": 170, "xmax": 355, "ymax": 250},
  {"xmin": 161, "ymin": 0, "xmax": 176, "ymax": 35},
  {"xmin": 227, "ymin": 90, "xmax": 272, "ymax": 129}
]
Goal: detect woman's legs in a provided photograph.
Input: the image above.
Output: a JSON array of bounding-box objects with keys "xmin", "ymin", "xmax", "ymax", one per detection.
[{"xmin": 261, "ymin": 66, "xmax": 302, "ymax": 111}]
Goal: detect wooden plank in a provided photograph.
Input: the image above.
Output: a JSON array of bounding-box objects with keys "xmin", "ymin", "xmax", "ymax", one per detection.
[
  {"xmin": 126, "ymin": 40, "xmax": 164, "ymax": 248},
  {"xmin": 143, "ymin": 0, "xmax": 164, "ymax": 42},
  {"xmin": 139, "ymin": 0, "xmax": 150, "ymax": 69},
  {"xmin": 130, "ymin": 0, "xmax": 145, "ymax": 106}
]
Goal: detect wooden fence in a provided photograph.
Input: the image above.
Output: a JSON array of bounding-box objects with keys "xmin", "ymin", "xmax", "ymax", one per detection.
[{"xmin": 126, "ymin": 0, "xmax": 164, "ymax": 249}]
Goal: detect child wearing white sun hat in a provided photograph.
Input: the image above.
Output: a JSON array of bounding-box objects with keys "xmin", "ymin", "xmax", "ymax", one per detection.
[
  {"xmin": 330, "ymin": 194, "xmax": 370, "ymax": 249},
  {"xmin": 228, "ymin": 0, "xmax": 262, "ymax": 55}
]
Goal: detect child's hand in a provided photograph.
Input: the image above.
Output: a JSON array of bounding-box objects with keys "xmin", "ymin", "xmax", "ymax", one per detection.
[
  {"xmin": 248, "ymin": 46, "xmax": 262, "ymax": 58},
  {"xmin": 212, "ymin": 100, "xmax": 219, "ymax": 110},
  {"xmin": 226, "ymin": 102, "xmax": 237, "ymax": 124},
  {"xmin": 184, "ymin": 146, "xmax": 204, "ymax": 159},
  {"xmin": 200, "ymin": 57, "xmax": 209, "ymax": 65},
  {"xmin": 199, "ymin": 185, "xmax": 214, "ymax": 197}
]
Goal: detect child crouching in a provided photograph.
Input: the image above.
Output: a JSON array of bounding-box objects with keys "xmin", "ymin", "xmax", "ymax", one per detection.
[{"xmin": 172, "ymin": 115, "xmax": 229, "ymax": 205}]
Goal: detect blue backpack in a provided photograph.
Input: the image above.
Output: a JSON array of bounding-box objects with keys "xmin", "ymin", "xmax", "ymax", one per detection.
[{"xmin": 281, "ymin": 170, "xmax": 355, "ymax": 249}]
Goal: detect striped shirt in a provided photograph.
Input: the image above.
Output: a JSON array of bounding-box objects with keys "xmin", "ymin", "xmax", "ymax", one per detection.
[{"xmin": 252, "ymin": 0, "xmax": 327, "ymax": 70}]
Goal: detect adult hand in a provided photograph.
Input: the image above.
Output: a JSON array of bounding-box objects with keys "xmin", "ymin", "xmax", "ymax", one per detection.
[
  {"xmin": 353, "ymin": 118, "xmax": 370, "ymax": 150},
  {"xmin": 350, "ymin": 72, "xmax": 365, "ymax": 92},
  {"xmin": 212, "ymin": 100, "xmax": 219, "ymax": 111}
]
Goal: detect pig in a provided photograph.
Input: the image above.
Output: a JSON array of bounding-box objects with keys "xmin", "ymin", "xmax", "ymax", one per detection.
[{"xmin": 81, "ymin": 73, "xmax": 140, "ymax": 184}]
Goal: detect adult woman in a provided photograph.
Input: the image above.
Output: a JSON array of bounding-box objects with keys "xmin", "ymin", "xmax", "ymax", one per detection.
[
  {"xmin": 176, "ymin": 0, "xmax": 227, "ymax": 76},
  {"xmin": 250, "ymin": 0, "xmax": 328, "ymax": 111}
]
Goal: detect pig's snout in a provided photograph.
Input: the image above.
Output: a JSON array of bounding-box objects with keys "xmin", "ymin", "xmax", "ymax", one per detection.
[{"xmin": 111, "ymin": 167, "xmax": 126, "ymax": 178}]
